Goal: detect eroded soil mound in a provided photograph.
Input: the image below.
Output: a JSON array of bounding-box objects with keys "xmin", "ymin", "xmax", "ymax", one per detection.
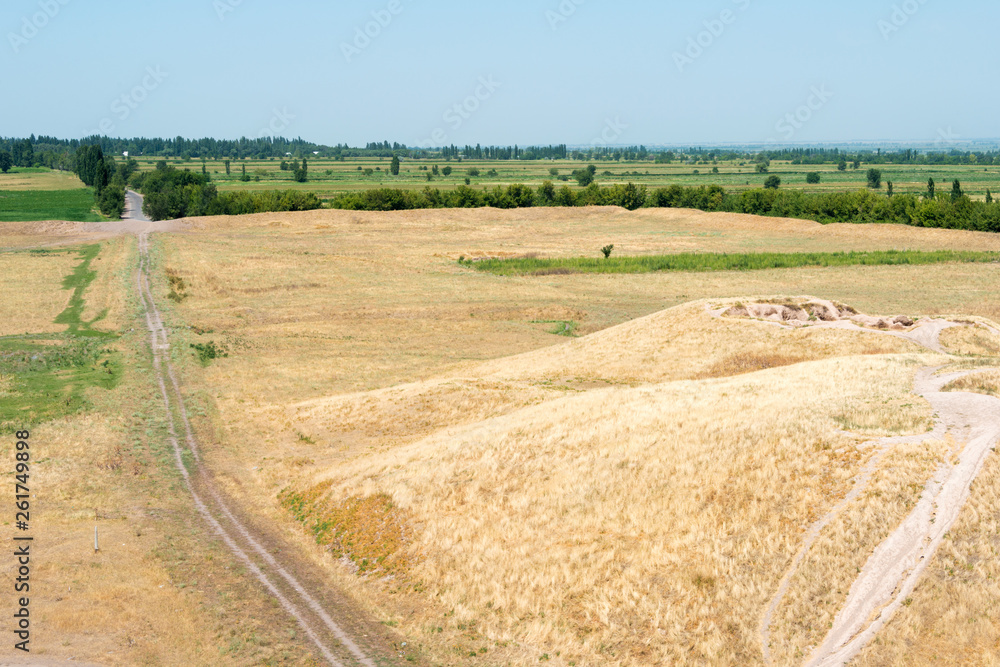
[{"xmin": 723, "ymin": 298, "xmax": 916, "ymax": 331}]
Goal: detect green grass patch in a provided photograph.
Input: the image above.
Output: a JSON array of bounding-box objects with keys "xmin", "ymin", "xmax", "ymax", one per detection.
[
  {"xmin": 0, "ymin": 335, "xmax": 121, "ymax": 432},
  {"xmin": 54, "ymin": 245, "xmax": 112, "ymax": 336},
  {"xmin": 0, "ymin": 189, "xmax": 104, "ymax": 222},
  {"xmin": 464, "ymin": 250, "xmax": 1000, "ymax": 276},
  {"xmin": 532, "ymin": 320, "xmax": 579, "ymax": 336}
]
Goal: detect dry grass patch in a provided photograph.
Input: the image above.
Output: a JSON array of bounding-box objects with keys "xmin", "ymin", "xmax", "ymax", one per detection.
[
  {"xmin": 939, "ymin": 324, "xmax": 1000, "ymax": 357},
  {"xmin": 767, "ymin": 437, "xmax": 952, "ymax": 665},
  {"xmin": 279, "ymin": 484, "xmax": 412, "ymax": 577},
  {"xmin": 0, "ymin": 249, "xmax": 84, "ymax": 335},
  {"xmin": 295, "ymin": 355, "xmax": 932, "ymax": 665},
  {"xmin": 942, "ymin": 370, "xmax": 1000, "ymax": 399}
]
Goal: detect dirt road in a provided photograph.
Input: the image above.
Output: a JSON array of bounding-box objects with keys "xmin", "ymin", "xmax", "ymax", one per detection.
[{"xmin": 126, "ymin": 196, "xmax": 383, "ymax": 666}]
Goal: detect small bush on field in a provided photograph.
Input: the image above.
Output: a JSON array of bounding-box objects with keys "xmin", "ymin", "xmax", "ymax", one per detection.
[
  {"xmin": 190, "ymin": 341, "xmax": 228, "ymax": 365},
  {"xmin": 165, "ymin": 268, "xmax": 188, "ymax": 302}
]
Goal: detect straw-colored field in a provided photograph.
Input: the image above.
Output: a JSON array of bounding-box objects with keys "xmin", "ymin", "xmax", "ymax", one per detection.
[
  {"xmin": 3, "ymin": 204, "xmax": 999, "ymax": 664},
  {"xmin": 134, "ymin": 206, "xmax": 1000, "ymax": 665},
  {"xmin": 0, "ymin": 232, "xmax": 326, "ymax": 665}
]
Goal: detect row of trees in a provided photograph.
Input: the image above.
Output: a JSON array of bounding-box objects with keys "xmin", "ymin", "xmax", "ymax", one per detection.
[
  {"xmin": 332, "ymin": 181, "xmax": 649, "ymax": 212},
  {"xmin": 329, "ymin": 181, "xmax": 1000, "ymax": 233}
]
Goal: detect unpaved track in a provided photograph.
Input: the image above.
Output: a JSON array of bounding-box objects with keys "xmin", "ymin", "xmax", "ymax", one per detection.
[
  {"xmin": 758, "ymin": 319, "xmax": 1000, "ymax": 666},
  {"xmin": 126, "ymin": 196, "xmax": 378, "ymax": 666}
]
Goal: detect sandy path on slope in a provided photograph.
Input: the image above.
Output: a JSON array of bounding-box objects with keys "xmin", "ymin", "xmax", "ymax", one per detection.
[
  {"xmin": 753, "ymin": 315, "xmax": 1000, "ymax": 665},
  {"xmin": 805, "ymin": 368, "xmax": 1000, "ymax": 666}
]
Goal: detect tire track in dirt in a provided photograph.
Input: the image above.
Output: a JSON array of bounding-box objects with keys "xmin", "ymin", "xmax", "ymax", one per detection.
[
  {"xmin": 757, "ymin": 319, "xmax": 1000, "ymax": 666},
  {"xmin": 135, "ymin": 228, "xmax": 376, "ymax": 667}
]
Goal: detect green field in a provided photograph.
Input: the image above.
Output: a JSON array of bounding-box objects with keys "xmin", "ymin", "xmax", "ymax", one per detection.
[
  {"xmin": 112, "ymin": 156, "xmax": 1000, "ymax": 203},
  {"xmin": 466, "ymin": 250, "xmax": 1000, "ymax": 276},
  {"xmin": 0, "ymin": 188, "xmax": 104, "ymax": 222}
]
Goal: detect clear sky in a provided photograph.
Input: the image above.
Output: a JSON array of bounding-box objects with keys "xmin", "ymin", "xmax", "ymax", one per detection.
[{"xmin": 1, "ymin": 0, "xmax": 995, "ymax": 147}]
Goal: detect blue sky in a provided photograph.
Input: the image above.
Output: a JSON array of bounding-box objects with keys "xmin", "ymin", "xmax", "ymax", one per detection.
[{"xmin": 1, "ymin": 0, "xmax": 995, "ymax": 146}]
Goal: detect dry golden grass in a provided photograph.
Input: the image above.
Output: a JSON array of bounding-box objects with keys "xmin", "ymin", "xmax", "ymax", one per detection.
[
  {"xmin": 293, "ymin": 355, "xmax": 934, "ymax": 665},
  {"xmin": 940, "ymin": 324, "xmax": 1000, "ymax": 357},
  {"xmin": 141, "ymin": 206, "xmax": 1000, "ymax": 664},
  {"xmin": 942, "ymin": 370, "xmax": 1000, "ymax": 399},
  {"xmin": 0, "ymin": 249, "xmax": 83, "ymax": 336},
  {"xmin": 767, "ymin": 436, "xmax": 953, "ymax": 665},
  {"xmin": 0, "ymin": 234, "xmax": 325, "ymax": 665}
]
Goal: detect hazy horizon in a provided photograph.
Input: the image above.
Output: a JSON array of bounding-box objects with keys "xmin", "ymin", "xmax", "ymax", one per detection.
[{"xmin": 2, "ymin": 0, "xmax": 996, "ymax": 147}]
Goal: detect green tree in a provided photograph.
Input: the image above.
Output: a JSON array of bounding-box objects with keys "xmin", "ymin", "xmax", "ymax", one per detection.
[
  {"xmin": 224, "ymin": 159, "xmax": 231, "ymax": 176},
  {"xmin": 573, "ymin": 165, "xmax": 597, "ymax": 187},
  {"xmin": 887, "ymin": 181, "xmax": 894, "ymax": 197},
  {"xmin": 987, "ymin": 189, "xmax": 993, "ymax": 204},
  {"xmin": 927, "ymin": 178, "xmax": 935, "ymax": 199},
  {"xmin": 390, "ymin": 155, "xmax": 400, "ymax": 176},
  {"xmin": 601, "ymin": 244, "xmax": 614, "ymax": 259},
  {"xmin": 14, "ymin": 139, "xmax": 34, "ymax": 167},
  {"xmin": 806, "ymin": 172, "xmax": 821, "ymax": 184},
  {"xmin": 442, "ymin": 166, "xmax": 452, "ymax": 176},
  {"xmin": 0, "ymin": 150, "xmax": 11, "ymax": 173},
  {"xmin": 837, "ymin": 159, "xmax": 847, "ymax": 171},
  {"xmin": 538, "ymin": 180, "xmax": 556, "ymax": 204},
  {"xmin": 609, "ymin": 182, "xmax": 647, "ymax": 210},
  {"xmin": 866, "ymin": 168, "xmax": 882, "ymax": 189},
  {"xmin": 764, "ymin": 175, "xmax": 781, "ymax": 189},
  {"xmin": 294, "ymin": 158, "xmax": 308, "ymax": 183},
  {"xmin": 240, "ymin": 163, "xmax": 250, "ymax": 182},
  {"xmin": 951, "ymin": 179, "xmax": 963, "ymax": 201}
]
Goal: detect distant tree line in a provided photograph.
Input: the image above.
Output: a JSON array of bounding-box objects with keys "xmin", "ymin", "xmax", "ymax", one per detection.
[
  {"xmin": 330, "ymin": 180, "xmax": 1000, "ymax": 233},
  {"xmin": 7, "ymin": 133, "xmax": 1000, "ymax": 167}
]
